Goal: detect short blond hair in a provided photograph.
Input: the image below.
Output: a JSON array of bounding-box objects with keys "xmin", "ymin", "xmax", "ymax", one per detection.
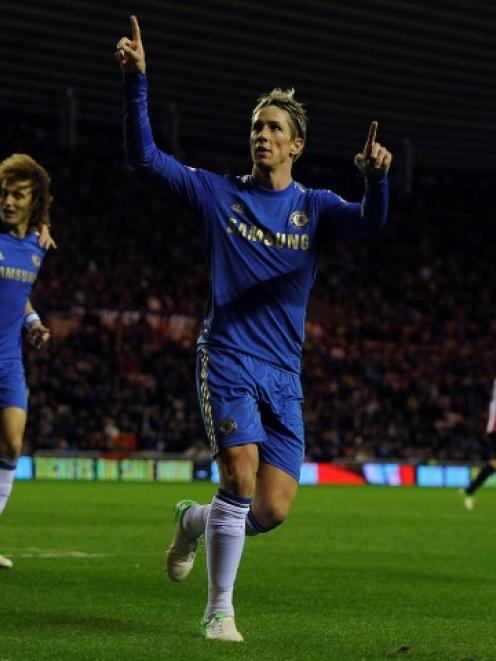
[
  {"xmin": 0, "ymin": 153, "xmax": 53, "ymax": 231},
  {"xmin": 252, "ymin": 87, "xmax": 308, "ymax": 155}
]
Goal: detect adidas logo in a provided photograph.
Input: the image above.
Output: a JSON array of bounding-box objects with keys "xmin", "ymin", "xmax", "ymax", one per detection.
[{"xmin": 0, "ymin": 251, "xmax": 4, "ymax": 260}]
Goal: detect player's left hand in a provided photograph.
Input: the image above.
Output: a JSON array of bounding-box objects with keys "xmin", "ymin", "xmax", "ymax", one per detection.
[
  {"xmin": 354, "ymin": 121, "xmax": 392, "ymax": 176},
  {"xmin": 38, "ymin": 224, "xmax": 57, "ymax": 250},
  {"xmin": 27, "ymin": 322, "xmax": 51, "ymax": 350}
]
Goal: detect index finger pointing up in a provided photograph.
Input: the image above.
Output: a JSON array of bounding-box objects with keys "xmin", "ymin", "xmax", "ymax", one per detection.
[
  {"xmin": 130, "ymin": 14, "xmax": 141, "ymax": 43},
  {"xmin": 364, "ymin": 121, "xmax": 378, "ymax": 156}
]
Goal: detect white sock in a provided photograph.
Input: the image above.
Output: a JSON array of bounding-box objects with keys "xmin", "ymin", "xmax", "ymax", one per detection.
[
  {"xmin": 182, "ymin": 504, "xmax": 211, "ymax": 540},
  {"xmin": 204, "ymin": 490, "xmax": 250, "ymax": 619},
  {"xmin": 0, "ymin": 464, "xmax": 16, "ymax": 516},
  {"xmin": 183, "ymin": 503, "xmax": 264, "ymax": 539}
]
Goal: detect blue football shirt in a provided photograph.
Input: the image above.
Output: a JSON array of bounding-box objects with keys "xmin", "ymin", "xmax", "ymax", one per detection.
[
  {"xmin": 0, "ymin": 230, "xmax": 46, "ymax": 360},
  {"xmin": 124, "ymin": 74, "xmax": 389, "ymax": 373}
]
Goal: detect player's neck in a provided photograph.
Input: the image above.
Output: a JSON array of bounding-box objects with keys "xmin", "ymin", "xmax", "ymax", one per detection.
[
  {"xmin": 9, "ymin": 223, "xmax": 28, "ymax": 239},
  {"xmin": 251, "ymin": 165, "xmax": 293, "ymax": 191}
]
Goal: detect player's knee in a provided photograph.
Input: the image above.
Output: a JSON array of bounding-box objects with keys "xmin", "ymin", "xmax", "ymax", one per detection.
[
  {"xmin": 1, "ymin": 442, "xmax": 22, "ymax": 460},
  {"xmin": 0, "ymin": 435, "xmax": 22, "ymax": 459},
  {"xmin": 257, "ymin": 502, "xmax": 290, "ymax": 528},
  {"xmin": 267, "ymin": 505, "xmax": 288, "ymax": 527}
]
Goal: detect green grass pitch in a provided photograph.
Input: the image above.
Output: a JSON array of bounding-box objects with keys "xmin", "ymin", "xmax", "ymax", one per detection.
[{"xmin": 1, "ymin": 482, "xmax": 495, "ymax": 660}]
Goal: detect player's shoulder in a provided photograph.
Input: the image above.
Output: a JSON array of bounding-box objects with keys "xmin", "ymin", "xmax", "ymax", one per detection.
[
  {"xmin": 26, "ymin": 232, "xmax": 48, "ymax": 256},
  {"xmin": 229, "ymin": 174, "xmax": 252, "ymax": 191},
  {"xmin": 186, "ymin": 164, "xmax": 233, "ymax": 192},
  {"xmin": 292, "ymin": 180, "xmax": 309, "ymax": 194},
  {"xmin": 0, "ymin": 229, "xmax": 41, "ymax": 248},
  {"xmin": 308, "ymin": 186, "xmax": 349, "ymax": 205},
  {"xmin": 291, "ymin": 181, "xmax": 340, "ymax": 200}
]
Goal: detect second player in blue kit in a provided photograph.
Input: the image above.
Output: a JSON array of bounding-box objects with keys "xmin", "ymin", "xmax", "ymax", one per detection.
[
  {"xmin": 0, "ymin": 153, "xmax": 54, "ymax": 569},
  {"xmin": 116, "ymin": 15, "xmax": 392, "ymax": 642}
]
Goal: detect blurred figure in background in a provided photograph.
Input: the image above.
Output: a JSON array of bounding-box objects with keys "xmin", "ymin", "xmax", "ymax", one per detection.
[{"xmin": 463, "ymin": 378, "xmax": 496, "ymax": 510}]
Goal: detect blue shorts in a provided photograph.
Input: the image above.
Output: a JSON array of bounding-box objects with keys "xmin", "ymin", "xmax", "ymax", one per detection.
[
  {"xmin": 196, "ymin": 346, "xmax": 305, "ymax": 481},
  {"xmin": 0, "ymin": 360, "xmax": 28, "ymax": 410}
]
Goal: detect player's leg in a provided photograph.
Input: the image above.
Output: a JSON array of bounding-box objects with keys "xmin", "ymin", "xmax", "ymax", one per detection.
[
  {"xmin": 174, "ymin": 454, "xmax": 299, "ymax": 541},
  {"xmin": 166, "ymin": 444, "xmax": 258, "ymax": 583},
  {"xmin": 0, "ymin": 406, "xmax": 25, "ymax": 509},
  {"xmin": 0, "ymin": 406, "xmax": 27, "ymax": 569},
  {"xmin": 201, "ymin": 444, "xmax": 258, "ymax": 641},
  {"xmin": 464, "ymin": 394, "xmax": 496, "ymax": 510},
  {"xmin": 464, "ymin": 443, "xmax": 496, "ymax": 510},
  {"xmin": 245, "ymin": 362, "xmax": 304, "ymax": 535},
  {"xmin": 167, "ymin": 347, "xmax": 264, "ymax": 641}
]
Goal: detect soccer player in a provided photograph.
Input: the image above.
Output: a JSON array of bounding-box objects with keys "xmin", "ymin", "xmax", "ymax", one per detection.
[
  {"xmin": 116, "ymin": 15, "xmax": 391, "ymax": 641},
  {"xmin": 463, "ymin": 378, "xmax": 496, "ymax": 510},
  {"xmin": 0, "ymin": 154, "xmax": 54, "ymax": 569}
]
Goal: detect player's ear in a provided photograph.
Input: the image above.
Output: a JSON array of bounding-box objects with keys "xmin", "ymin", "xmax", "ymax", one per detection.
[{"xmin": 290, "ymin": 138, "xmax": 304, "ymax": 159}]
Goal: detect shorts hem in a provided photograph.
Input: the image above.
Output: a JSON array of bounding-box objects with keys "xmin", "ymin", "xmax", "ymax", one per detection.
[
  {"xmin": 0, "ymin": 402, "xmax": 27, "ymax": 411},
  {"xmin": 213, "ymin": 437, "xmax": 263, "ymax": 457}
]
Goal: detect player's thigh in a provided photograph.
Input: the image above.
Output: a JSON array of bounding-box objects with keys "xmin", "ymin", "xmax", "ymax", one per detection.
[
  {"xmin": 196, "ymin": 346, "xmax": 266, "ymax": 455},
  {"xmin": 0, "ymin": 363, "xmax": 27, "ymax": 454},
  {"xmin": 259, "ymin": 369, "xmax": 305, "ymax": 484},
  {"xmin": 0, "ymin": 407, "xmax": 27, "ymax": 455}
]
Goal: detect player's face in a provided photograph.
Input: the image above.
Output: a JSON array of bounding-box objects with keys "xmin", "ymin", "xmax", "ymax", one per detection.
[
  {"xmin": 250, "ymin": 106, "xmax": 302, "ymax": 170},
  {"xmin": 0, "ymin": 180, "xmax": 34, "ymax": 233}
]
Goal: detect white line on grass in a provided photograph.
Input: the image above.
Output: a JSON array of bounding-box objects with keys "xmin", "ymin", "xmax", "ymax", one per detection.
[{"xmin": 3, "ymin": 547, "xmax": 114, "ymax": 559}]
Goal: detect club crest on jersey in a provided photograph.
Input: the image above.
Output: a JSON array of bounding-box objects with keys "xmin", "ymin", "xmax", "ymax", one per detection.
[
  {"xmin": 231, "ymin": 202, "xmax": 246, "ymax": 216},
  {"xmin": 32, "ymin": 254, "xmax": 41, "ymax": 267},
  {"xmin": 219, "ymin": 419, "xmax": 238, "ymax": 436},
  {"xmin": 289, "ymin": 211, "xmax": 310, "ymax": 229}
]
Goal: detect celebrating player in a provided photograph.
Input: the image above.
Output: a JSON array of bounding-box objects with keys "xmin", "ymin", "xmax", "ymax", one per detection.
[
  {"xmin": 0, "ymin": 154, "xmax": 53, "ymax": 569},
  {"xmin": 463, "ymin": 378, "xmax": 496, "ymax": 510},
  {"xmin": 116, "ymin": 15, "xmax": 391, "ymax": 642}
]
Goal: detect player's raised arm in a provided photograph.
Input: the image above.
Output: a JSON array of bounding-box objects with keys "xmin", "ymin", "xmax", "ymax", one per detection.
[
  {"xmin": 115, "ymin": 15, "xmax": 146, "ymax": 74},
  {"xmin": 322, "ymin": 121, "xmax": 391, "ymax": 237},
  {"xmin": 118, "ymin": 19, "xmax": 213, "ymax": 210},
  {"xmin": 354, "ymin": 121, "xmax": 392, "ymax": 176}
]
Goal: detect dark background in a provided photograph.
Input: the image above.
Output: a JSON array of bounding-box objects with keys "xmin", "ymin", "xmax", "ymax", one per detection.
[{"xmin": 2, "ymin": 0, "xmax": 494, "ymax": 172}]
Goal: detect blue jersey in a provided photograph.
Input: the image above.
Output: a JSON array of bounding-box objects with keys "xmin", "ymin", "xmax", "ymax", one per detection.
[
  {"xmin": 0, "ymin": 230, "xmax": 46, "ymax": 360},
  {"xmin": 124, "ymin": 74, "xmax": 389, "ymax": 373}
]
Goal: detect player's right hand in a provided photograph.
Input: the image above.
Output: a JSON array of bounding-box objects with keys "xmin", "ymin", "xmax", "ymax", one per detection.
[
  {"xmin": 354, "ymin": 121, "xmax": 392, "ymax": 176},
  {"xmin": 27, "ymin": 322, "xmax": 50, "ymax": 350},
  {"xmin": 38, "ymin": 224, "xmax": 57, "ymax": 250},
  {"xmin": 115, "ymin": 15, "xmax": 146, "ymax": 74}
]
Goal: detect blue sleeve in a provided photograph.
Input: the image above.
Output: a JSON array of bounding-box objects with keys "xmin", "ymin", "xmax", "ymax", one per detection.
[
  {"xmin": 317, "ymin": 175, "xmax": 389, "ymax": 240},
  {"xmin": 123, "ymin": 73, "xmax": 217, "ymax": 212}
]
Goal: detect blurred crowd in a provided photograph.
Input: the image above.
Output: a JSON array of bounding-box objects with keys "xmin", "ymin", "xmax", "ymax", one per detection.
[{"xmin": 3, "ymin": 120, "xmax": 495, "ymax": 461}]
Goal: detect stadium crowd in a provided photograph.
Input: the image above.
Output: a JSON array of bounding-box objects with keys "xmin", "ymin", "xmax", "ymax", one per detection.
[{"xmin": 4, "ymin": 120, "xmax": 494, "ymax": 462}]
